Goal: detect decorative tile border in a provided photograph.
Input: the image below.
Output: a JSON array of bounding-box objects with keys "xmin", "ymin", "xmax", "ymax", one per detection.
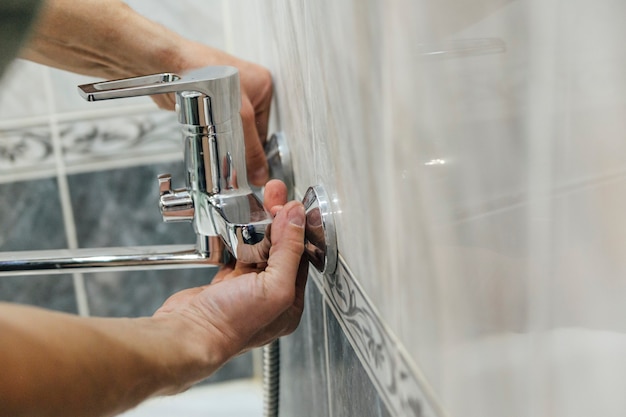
[
  {"xmin": 60, "ymin": 112, "xmax": 181, "ymax": 168},
  {"xmin": 0, "ymin": 125, "xmax": 56, "ymax": 180},
  {"xmin": 314, "ymin": 257, "xmax": 445, "ymax": 417},
  {"xmin": 0, "ymin": 112, "xmax": 182, "ymax": 182}
]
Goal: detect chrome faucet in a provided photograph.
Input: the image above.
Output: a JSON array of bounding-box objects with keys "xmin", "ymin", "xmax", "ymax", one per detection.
[
  {"xmin": 80, "ymin": 66, "xmax": 272, "ymax": 264},
  {"xmin": 0, "ymin": 67, "xmax": 338, "ymax": 276}
]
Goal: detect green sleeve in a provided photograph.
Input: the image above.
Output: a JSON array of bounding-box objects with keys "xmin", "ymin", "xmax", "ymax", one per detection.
[{"xmin": 0, "ymin": 0, "xmax": 43, "ymax": 77}]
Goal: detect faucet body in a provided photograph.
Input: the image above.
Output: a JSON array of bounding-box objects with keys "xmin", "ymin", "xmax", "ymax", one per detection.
[{"xmin": 80, "ymin": 66, "xmax": 272, "ymax": 263}]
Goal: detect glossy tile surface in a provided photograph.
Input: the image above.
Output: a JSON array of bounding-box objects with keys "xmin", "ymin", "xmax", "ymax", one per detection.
[
  {"xmin": 278, "ymin": 280, "xmax": 329, "ymax": 417},
  {"xmin": 3, "ymin": 0, "xmax": 626, "ymax": 415},
  {"xmin": 225, "ymin": 0, "xmax": 626, "ymax": 416}
]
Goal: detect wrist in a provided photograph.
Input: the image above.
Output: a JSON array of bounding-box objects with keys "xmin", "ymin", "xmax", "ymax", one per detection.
[{"xmin": 146, "ymin": 314, "xmax": 226, "ymax": 394}]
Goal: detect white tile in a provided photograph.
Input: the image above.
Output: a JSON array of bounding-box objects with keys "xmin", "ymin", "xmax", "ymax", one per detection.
[
  {"xmin": 226, "ymin": 0, "xmax": 626, "ymax": 416},
  {"xmin": 0, "ymin": 60, "xmax": 49, "ymax": 121}
]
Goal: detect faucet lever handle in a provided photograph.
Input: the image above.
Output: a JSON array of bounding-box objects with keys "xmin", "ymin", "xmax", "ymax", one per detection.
[
  {"xmin": 78, "ymin": 66, "xmax": 239, "ymax": 103},
  {"xmin": 78, "ymin": 73, "xmax": 183, "ymax": 101}
]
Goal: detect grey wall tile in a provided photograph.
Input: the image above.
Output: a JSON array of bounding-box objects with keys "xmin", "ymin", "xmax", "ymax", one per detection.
[
  {"xmin": 326, "ymin": 304, "xmax": 392, "ymax": 417},
  {"xmin": 0, "ymin": 275, "xmax": 77, "ymax": 313},
  {"xmin": 0, "ymin": 178, "xmax": 67, "ymax": 251},
  {"xmin": 68, "ymin": 162, "xmax": 195, "ymax": 248},
  {"xmin": 278, "ymin": 280, "xmax": 329, "ymax": 417},
  {"xmin": 0, "ymin": 178, "xmax": 77, "ymax": 313}
]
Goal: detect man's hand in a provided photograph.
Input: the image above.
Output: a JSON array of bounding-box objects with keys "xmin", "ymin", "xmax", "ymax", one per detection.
[{"xmin": 154, "ymin": 180, "xmax": 308, "ymax": 369}]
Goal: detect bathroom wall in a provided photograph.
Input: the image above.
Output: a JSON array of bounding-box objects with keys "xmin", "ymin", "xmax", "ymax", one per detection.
[
  {"xmin": 0, "ymin": 0, "xmax": 252, "ymax": 385},
  {"xmin": 3, "ymin": 1, "xmax": 626, "ymax": 416},
  {"xmin": 224, "ymin": 0, "xmax": 626, "ymax": 416}
]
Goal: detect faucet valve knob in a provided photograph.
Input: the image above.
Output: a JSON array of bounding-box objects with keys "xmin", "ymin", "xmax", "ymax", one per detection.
[{"xmin": 158, "ymin": 174, "xmax": 194, "ymax": 223}]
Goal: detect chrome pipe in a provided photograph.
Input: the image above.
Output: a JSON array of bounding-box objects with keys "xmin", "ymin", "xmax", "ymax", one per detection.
[{"xmin": 0, "ymin": 245, "xmax": 222, "ymax": 277}]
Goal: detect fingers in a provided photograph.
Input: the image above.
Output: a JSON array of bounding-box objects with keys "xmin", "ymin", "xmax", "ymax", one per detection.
[
  {"xmin": 241, "ymin": 97, "xmax": 269, "ymax": 186},
  {"xmin": 263, "ymin": 180, "xmax": 288, "ymax": 210},
  {"xmin": 164, "ymin": 201, "xmax": 307, "ymax": 360},
  {"xmin": 245, "ymin": 258, "xmax": 308, "ymax": 347},
  {"xmin": 262, "ymin": 201, "xmax": 306, "ymax": 300},
  {"xmin": 151, "ymin": 93, "xmax": 176, "ymax": 111}
]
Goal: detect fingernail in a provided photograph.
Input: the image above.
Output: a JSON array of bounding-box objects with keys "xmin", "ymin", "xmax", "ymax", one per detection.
[
  {"xmin": 251, "ymin": 166, "xmax": 269, "ymax": 185},
  {"xmin": 288, "ymin": 205, "xmax": 305, "ymax": 227}
]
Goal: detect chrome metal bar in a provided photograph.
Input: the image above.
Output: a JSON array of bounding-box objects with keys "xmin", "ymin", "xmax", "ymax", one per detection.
[{"xmin": 0, "ymin": 245, "xmax": 222, "ymax": 277}]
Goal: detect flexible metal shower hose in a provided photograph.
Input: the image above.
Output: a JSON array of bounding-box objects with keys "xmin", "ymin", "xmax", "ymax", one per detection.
[{"xmin": 262, "ymin": 339, "xmax": 280, "ymax": 417}]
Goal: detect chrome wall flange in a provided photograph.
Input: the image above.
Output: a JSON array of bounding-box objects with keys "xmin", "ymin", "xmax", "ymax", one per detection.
[
  {"xmin": 302, "ymin": 185, "xmax": 338, "ymax": 275},
  {"xmin": 265, "ymin": 132, "xmax": 337, "ymax": 275}
]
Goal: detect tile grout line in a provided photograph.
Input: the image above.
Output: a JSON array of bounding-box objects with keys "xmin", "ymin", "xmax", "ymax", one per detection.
[
  {"xmin": 42, "ymin": 67, "xmax": 90, "ymax": 317},
  {"xmin": 322, "ymin": 287, "xmax": 334, "ymax": 417}
]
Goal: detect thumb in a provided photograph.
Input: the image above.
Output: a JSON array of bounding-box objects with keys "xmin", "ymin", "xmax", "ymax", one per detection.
[{"xmin": 263, "ymin": 201, "xmax": 306, "ymax": 295}]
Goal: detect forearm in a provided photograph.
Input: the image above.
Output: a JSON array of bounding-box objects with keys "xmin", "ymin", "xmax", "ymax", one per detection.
[
  {"xmin": 20, "ymin": 0, "xmax": 214, "ymax": 79},
  {"xmin": 0, "ymin": 303, "xmax": 218, "ymax": 417}
]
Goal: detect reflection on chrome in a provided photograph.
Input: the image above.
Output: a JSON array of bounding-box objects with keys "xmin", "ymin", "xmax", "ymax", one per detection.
[
  {"xmin": 420, "ymin": 38, "xmax": 506, "ymax": 59},
  {"xmin": 424, "ymin": 159, "xmax": 446, "ymax": 166},
  {"xmin": 303, "ymin": 185, "xmax": 338, "ymax": 275}
]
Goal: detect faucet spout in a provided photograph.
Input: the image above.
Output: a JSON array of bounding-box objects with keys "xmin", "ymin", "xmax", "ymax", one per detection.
[{"xmin": 0, "ymin": 242, "xmax": 223, "ymax": 277}]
